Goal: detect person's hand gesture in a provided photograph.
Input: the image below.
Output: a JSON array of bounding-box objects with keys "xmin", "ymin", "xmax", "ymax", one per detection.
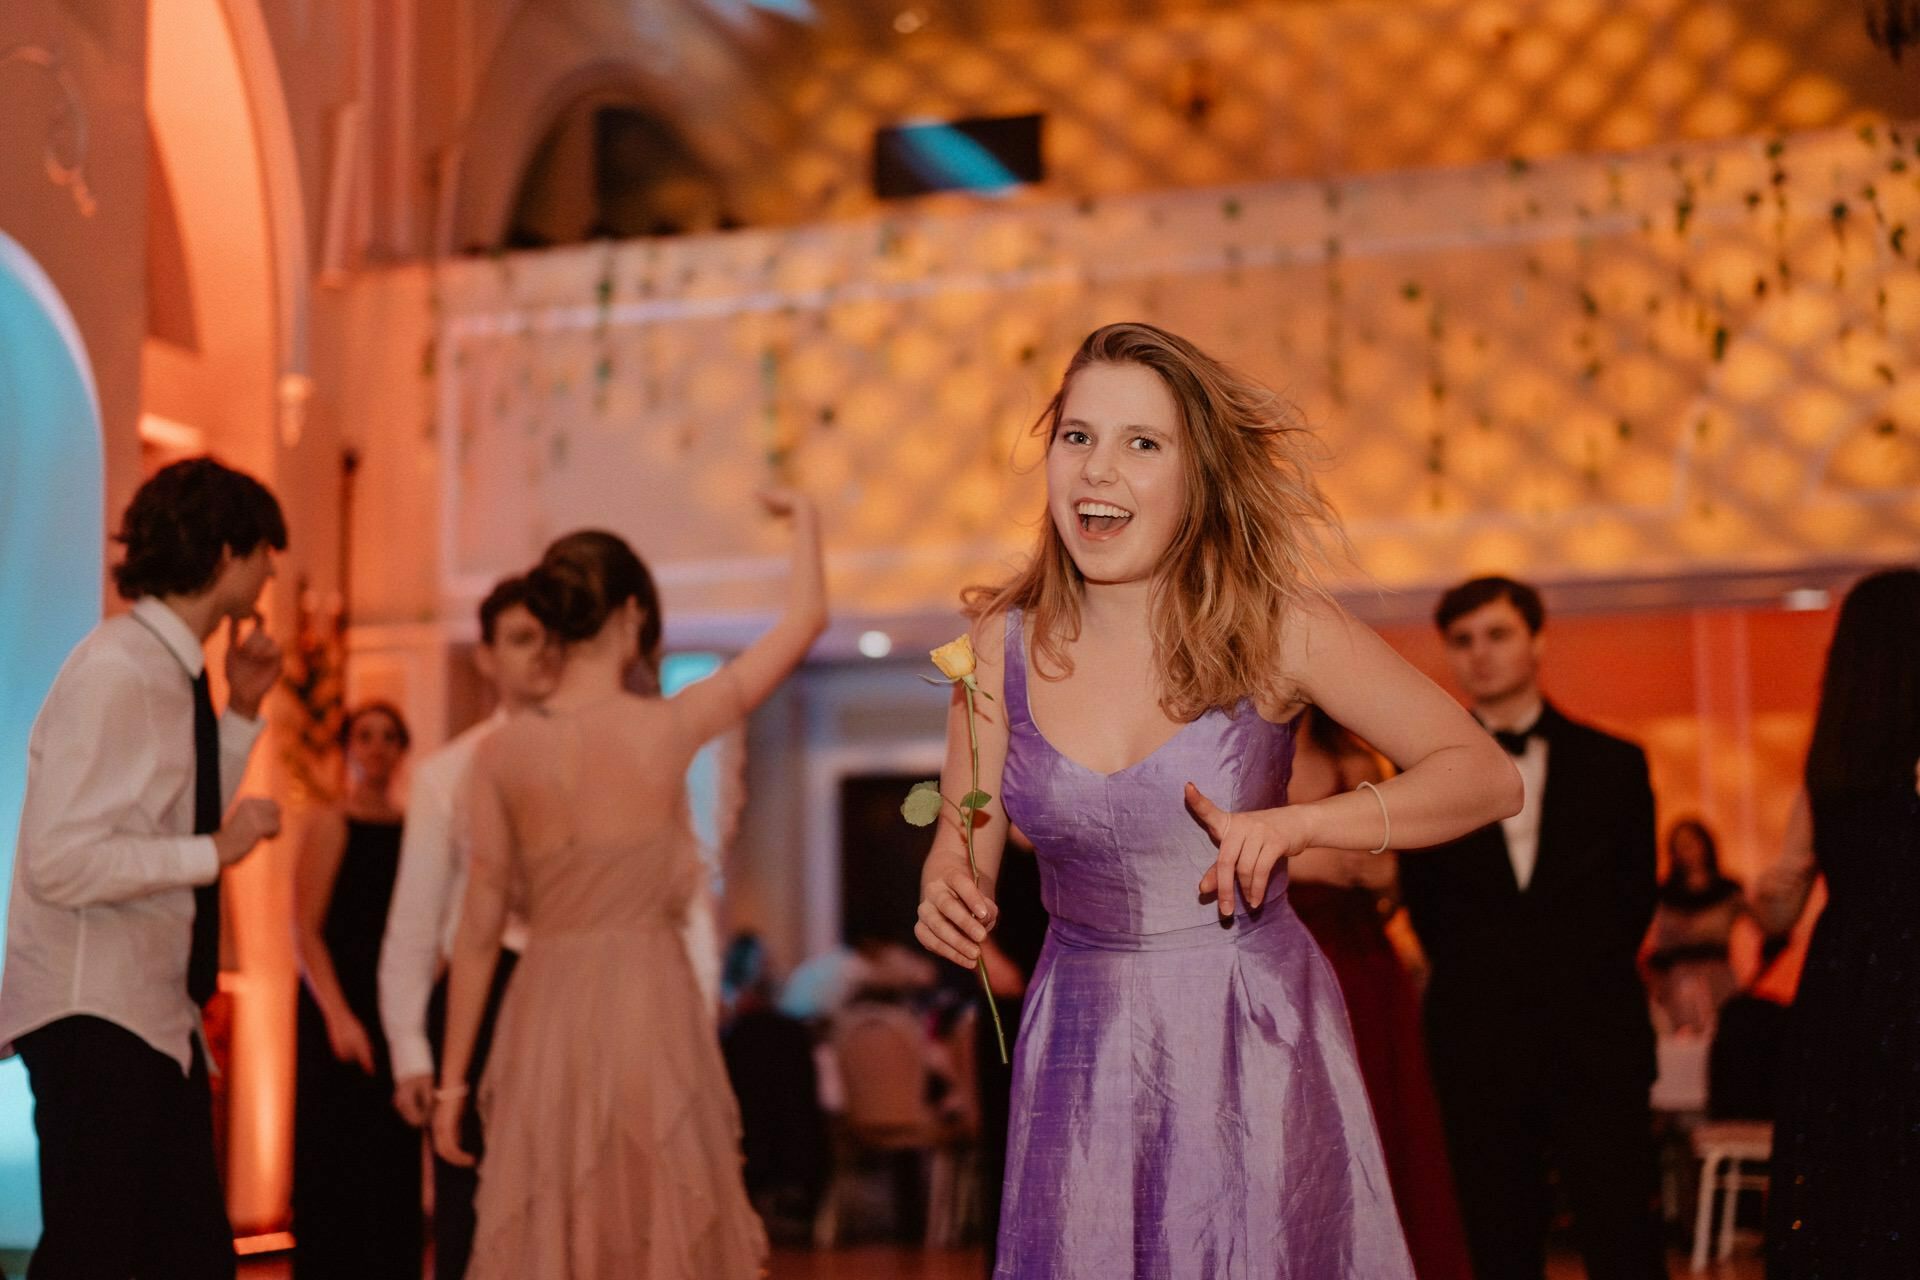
[
  {"xmin": 1185, "ymin": 784, "xmax": 1314, "ymax": 917},
  {"xmin": 327, "ymin": 1012, "xmax": 376, "ymax": 1074},
  {"xmin": 213, "ymin": 796, "xmax": 281, "ymax": 867},
  {"xmin": 433, "ymin": 1091, "xmax": 475, "ymax": 1167},
  {"xmin": 392, "ymin": 1074, "xmax": 435, "ymax": 1128},
  {"xmin": 224, "ymin": 614, "xmax": 282, "ymax": 719}
]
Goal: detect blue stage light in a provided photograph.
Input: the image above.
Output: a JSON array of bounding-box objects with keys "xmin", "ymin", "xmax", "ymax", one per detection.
[{"xmin": 0, "ymin": 231, "xmax": 106, "ymax": 1248}]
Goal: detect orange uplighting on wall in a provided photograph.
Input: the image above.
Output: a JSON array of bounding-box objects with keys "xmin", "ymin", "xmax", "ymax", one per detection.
[{"xmin": 145, "ymin": 0, "xmax": 303, "ymax": 1235}]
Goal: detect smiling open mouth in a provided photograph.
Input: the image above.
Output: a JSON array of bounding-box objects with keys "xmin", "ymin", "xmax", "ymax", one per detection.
[{"xmin": 1076, "ymin": 500, "xmax": 1133, "ymax": 535}]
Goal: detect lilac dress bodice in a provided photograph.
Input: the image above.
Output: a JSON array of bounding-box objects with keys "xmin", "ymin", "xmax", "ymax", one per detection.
[{"xmin": 1003, "ymin": 617, "xmax": 1296, "ymax": 941}]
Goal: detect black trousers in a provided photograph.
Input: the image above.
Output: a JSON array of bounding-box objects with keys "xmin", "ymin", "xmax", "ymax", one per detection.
[
  {"xmin": 1429, "ymin": 1034, "xmax": 1666, "ymax": 1280},
  {"xmin": 18, "ymin": 1015, "xmax": 233, "ymax": 1280},
  {"xmin": 424, "ymin": 949, "xmax": 517, "ymax": 1280}
]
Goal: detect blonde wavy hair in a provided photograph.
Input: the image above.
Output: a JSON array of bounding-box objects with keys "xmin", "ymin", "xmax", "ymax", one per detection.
[{"xmin": 965, "ymin": 322, "xmax": 1346, "ymax": 721}]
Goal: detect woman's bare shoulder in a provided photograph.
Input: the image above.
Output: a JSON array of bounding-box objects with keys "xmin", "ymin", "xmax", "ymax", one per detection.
[
  {"xmin": 305, "ymin": 805, "xmax": 349, "ymax": 842},
  {"xmin": 965, "ymin": 606, "xmax": 1011, "ymax": 659}
]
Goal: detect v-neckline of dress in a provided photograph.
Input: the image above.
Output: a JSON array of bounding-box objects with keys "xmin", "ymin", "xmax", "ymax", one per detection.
[{"xmin": 1015, "ymin": 618, "xmax": 1232, "ymax": 781}]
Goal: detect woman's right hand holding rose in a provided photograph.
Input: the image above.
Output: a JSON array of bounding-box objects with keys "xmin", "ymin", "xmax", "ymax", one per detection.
[{"xmin": 915, "ymin": 853, "xmax": 1000, "ymax": 968}]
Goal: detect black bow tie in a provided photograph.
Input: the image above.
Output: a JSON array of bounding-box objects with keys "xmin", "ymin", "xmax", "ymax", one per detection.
[{"xmin": 1492, "ymin": 723, "xmax": 1540, "ymax": 756}]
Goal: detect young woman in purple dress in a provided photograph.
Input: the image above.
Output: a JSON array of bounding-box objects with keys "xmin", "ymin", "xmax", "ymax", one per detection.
[{"xmin": 912, "ymin": 323, "xmax": 1523, "ymax": 1279}]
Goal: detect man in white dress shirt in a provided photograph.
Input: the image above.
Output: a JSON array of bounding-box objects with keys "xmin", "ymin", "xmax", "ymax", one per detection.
[
  {"xmin": 1400, "ymin": 576, "xmax": 1664, "ymax": 1280},
  {"xmin": 0, "ymin": 458, "xmax": 287, "ymax": 1279},
  {"xmin": 377, "ymin": 575, "xmax": 555, "ymax": 1280}
]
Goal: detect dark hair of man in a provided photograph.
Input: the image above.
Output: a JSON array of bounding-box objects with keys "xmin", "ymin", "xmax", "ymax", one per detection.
[
  {"xmin": 1805, "ymin": 568, "xmax": 1920, "ymax": 797},
  {"xmin": 111, "ymin": 457, "xmax": 288, "ymax": 601},
  {"xmin": 337, "ymin": 700, "xmax": 412, "ymax": 753},
  {"xmin": 1434, "ymin": 575, "xmax": 1546, "ymax": 635},
  {"xmin": 477, "ymin": 574, "xmax": 536, "ymax": 646},
  {"xmin": 526, "ymin": 530, "xmax": 663, "ymax": 673}
]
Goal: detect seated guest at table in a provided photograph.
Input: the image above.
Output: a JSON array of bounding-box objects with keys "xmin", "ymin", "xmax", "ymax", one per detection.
[
  {"xmin": 778, "ymin": 926, "xmax": 935, "ymax": 1023},
  {"xmin": 293, "ymin": 702, "xmax": 420, "ymax": 1280},
  {"xmin": 1644, "ymin": 817, "xmax": 1748, "ymax": 1035}
]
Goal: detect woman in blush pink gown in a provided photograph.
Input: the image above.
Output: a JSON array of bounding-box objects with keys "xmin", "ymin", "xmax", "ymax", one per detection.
[{"xmin": 432, "ymin": 495, "xmax": 825, "ymax": 1280}]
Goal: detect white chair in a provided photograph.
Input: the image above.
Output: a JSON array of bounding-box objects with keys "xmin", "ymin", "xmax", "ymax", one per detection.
[
  {"xmin": 1650, "ymin": 1032, "xmax": 1712, "ymax": 1220},
  {"xmin": 1689, "ymin": 1120, "xmax": 1772, "ymax": 1272},
  {"xmin": 1651, "ymin": 1031, "xmax": 1711, "ymax": 1113}
]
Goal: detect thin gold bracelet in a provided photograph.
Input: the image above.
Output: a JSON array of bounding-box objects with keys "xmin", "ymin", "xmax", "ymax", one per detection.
[{"xmin": 1356, "ymin": 780, "xmax": 1391, "ymax": 854}]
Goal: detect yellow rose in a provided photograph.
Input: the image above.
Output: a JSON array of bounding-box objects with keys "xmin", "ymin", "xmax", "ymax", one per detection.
[{"xmin": 929, "ymin": 634, "xmax": 976, "ymax": 681}]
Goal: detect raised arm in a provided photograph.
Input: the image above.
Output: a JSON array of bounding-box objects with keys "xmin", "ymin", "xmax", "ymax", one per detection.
[
  {"xmin": 432, "ymin": 745, "xmax": 515, "ymax": 1167},
  {"xmin": 1187, "ymin": 598, "xmax": 1522, "ymax": 915},
  {"xmin": 294, "ymin": 809, "xmax": 375, "ymax": 1074},
  {"xmin": 914, "ymin": 611, "xmax": 1013, "ymax": 970},
  {"xmin": 670, "ymin": 490, "xmax": 828, "ymax": 747}
]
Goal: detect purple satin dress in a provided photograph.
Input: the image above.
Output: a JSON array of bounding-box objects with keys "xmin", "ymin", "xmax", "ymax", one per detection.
[{"xmin": 996, "ymin": 612, "xmax": 1416, "ymax": 1279}]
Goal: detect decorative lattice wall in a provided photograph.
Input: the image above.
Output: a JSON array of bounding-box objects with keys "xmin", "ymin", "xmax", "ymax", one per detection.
[{"xmin": 437, "ymin": 123, "xmax": 1920, "ymax": 622}]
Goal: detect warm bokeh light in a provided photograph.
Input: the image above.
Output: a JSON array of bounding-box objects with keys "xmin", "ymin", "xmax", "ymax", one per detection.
[{"xmin": 419, "ymin": 124, "xmax": 1920, "ymax": 618}]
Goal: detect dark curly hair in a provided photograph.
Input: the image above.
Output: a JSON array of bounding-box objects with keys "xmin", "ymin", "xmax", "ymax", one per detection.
[
  {"xmin": 527, "ymin": 529, "xmax": 662, "ymax": 678},
  {"xmin": 112, "ymin": 457, "xmax": 288, "ymax": 601}
]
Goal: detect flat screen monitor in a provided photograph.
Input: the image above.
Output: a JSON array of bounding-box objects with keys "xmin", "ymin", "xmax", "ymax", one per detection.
[{"xmin": 873, "ymin": 113, "xmax": 1044, "ymax": 198}]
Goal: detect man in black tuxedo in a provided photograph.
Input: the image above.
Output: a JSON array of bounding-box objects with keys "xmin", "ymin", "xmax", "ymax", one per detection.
[{"xmin": 1399, "ymin": 576, "xmax": 1665, "ymax": 1280}]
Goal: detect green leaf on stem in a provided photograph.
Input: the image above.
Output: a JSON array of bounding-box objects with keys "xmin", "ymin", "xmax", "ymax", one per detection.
[
  {"xmin": 901, "ymin": 781, "xmax": 943, "ymax": 827},
  {"xmin": 961, "ymin": 789, "xmax": 993, "ymax": 812}
]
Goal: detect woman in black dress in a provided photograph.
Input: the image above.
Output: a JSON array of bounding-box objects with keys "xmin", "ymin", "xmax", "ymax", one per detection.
[
  {"xmin": 1757, "ymin": 569, "xmax": 1920, "ymax": 1279},
  {"xmin": 293, "ymin": 701, "xmax": 421, "ymax": 1279}
]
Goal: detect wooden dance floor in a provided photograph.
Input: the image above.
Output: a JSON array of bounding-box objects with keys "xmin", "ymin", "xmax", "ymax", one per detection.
[{"xmin": 209, "ymin": 1244, "xmax": 1766, "ymax": 1277}]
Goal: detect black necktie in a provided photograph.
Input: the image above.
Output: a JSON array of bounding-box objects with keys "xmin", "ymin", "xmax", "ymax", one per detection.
[
  {"xmin": 189, "ymin": 670, "xmax": 222, "ymax": 1006},
  {"xmin": 1492, "ymin": 723, "xmax": 1538, "ymax": 756}
]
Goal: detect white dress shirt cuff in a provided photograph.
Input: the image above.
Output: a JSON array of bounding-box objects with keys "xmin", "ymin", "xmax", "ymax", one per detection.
[
  {"xmin": 218, "ymin": 706, "xmax": 266, "ymax": 753},
  {"xmin": 388, "ymin": 1034, "xmax": 436, "ymax": 1083},
  {"xmin": 185, "ymin": 836, "xmax": 223, "ymax": 887}
]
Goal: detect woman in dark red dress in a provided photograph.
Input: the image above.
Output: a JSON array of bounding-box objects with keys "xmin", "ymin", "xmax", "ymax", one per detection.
[{"xmin": 1288, "ymin": 707, "xmax": 1475, "ymax": 1280}]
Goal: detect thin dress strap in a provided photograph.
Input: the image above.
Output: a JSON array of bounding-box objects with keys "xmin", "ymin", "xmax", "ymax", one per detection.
[{"xmin": 1001, "ymin": 608, "xmax": 1031, "ymax": 732}]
